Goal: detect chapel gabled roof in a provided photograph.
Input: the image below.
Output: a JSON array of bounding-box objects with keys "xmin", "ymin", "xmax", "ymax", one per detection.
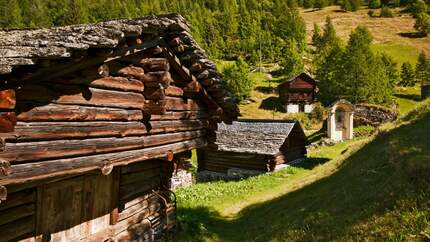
[
  {"xmin": 278, "ymin": 72, "xmax": 318, "ymax": 87},
  {"xmin": 0, "ymin": 14, "xmax": 239, "ymax": 121}
]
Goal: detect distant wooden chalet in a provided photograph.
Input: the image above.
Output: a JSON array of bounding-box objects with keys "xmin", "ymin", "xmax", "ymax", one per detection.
[
  {"xmin": 198, "ymin": 119, "xmax": 307, "ymax": 174},
  {"xmin": 0, "ymin": 14, "xmax": 239, "ymax": 242},
  {"xmin": 278, "ymin": 72, "xmax": 318, "ymax": 113}
]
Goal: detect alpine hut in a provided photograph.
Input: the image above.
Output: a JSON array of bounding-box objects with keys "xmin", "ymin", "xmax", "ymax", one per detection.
[
  {"xmin": 0, "ymin": 14, "xmax": 239, "ymax": 242},
  {"xmin": 198, "ymin": 119, "xmax": 307, "ymax": 176},
  {"xmin": 277, "ymin": 72, "xmax": 318, "ymax": 113}
]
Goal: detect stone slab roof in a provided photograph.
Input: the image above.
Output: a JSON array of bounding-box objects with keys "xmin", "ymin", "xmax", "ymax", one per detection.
[
  {"xmin": 215, "ymin": 119, "xmax": 299, "ymax": 155},
  {"xmin": 0, "ymin": 14, "xmax": 239, "ymax": 119}
]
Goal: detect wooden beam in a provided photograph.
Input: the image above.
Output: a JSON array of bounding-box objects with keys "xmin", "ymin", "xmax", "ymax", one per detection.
[
  {"xmin": 17, "ymin": 104, "xmax": 143, "ymax": 122},
  {"xmin": 0, "ymin": 186, "xmax": 6, "ymax": 203},
  {"xmin": 0, "ymin": 130, "xmax": 205, "ymax": 163},
  {"xmin": 17, "ymin": 84, "xmax": 145, "ymax": 110},
  {"xmin": 143, "ymin": 86, "xmax": 166, "ymax": 100},
  {"xmin": 164, "ymin": 97, "xmax": 201, "ymax": 111},
  {"xmin": 10, "ymin": 120, "xmax": 207, "ymax": 141},
  {"xmin": 142, "ymin": 71, "xmax": 171, "ymax": 88},
  {"xmin": 164, "ymin": 86, "xmax": 183, "ymax": 97},
  {"xmin": 0, "ymin": 138, "xmax": 207, "ymax": 186},
  {"xmin": 49, "ymin": 76, "xmax": 144, "ymax": 93},
  {"xmin": 119, "ymin": 57, "xmax": 170, "ymax": 72}
]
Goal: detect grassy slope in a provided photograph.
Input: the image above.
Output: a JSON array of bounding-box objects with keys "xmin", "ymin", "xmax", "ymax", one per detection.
[
  {"xmin": 176, "ymin": 100, "xmax": 430, "ymax": 241},
  {"xmin": 301, "ymin": 6, "xmax": 430, "ymax": 65}
]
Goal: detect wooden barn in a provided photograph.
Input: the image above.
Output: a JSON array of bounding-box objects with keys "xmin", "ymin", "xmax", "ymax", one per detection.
[
  {"xmin": 198, "ymin": 119, "xmax": 307, "ymax": 175},
  {"xmin": 278, "ymin": 72, "xmax": 318, "ymax": 113},
  {"xmin": 0, "ymin": 14, "xmax": 239, "ymax": 242}
]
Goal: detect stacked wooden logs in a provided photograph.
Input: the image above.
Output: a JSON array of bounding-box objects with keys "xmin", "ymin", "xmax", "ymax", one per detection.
[{"xmin": 0, "ymin": 46, "xmax": 213, "ymax": 186}]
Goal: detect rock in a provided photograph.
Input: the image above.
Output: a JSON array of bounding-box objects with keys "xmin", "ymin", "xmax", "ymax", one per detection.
[{"xmin": 354, "ymin": 103, "xmax": 398, "ymax": 126}]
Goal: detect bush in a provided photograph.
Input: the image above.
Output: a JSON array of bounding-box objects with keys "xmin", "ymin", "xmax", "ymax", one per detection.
[
  {"xmin": 414, "ymin": 13, "xmax": 430, "ymax": 36},
  {"xmin": 380, "ymin": 6, "xmax": 395, "ymax": 17},
  {"xmin": 368, "ymin": 9, "xmax": 375, "ymax": 17},
  {"xmin": 309, "ymin": 102, "xmax": 327, "ymax": 123},
  {"xmin": 354, "ymin": 125, "xmax": 376, "ymax": 137},
  {"xmin": 222, "ymin": 58, "xmax": 254, "ymax": 103}
]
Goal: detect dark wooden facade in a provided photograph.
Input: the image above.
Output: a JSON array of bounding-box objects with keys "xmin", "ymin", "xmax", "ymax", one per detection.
[
  {"xmin": 278, "ymin": 72, "xmax": 317, "ymax": 106},
  {"xmin": 0, "ymin": 15, "xmax": 238, "ymax": 241},
  {"xmin": 198, "ymin": 120, "xmax": 307, "ymax": 174}
]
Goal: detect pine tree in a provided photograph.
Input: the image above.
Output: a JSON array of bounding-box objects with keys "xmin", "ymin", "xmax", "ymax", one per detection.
[
  {"xmin": 381, "ymin": 54, "xmax": 400, "ymax": 87},
  {"xmin": 400, "ymin": 62, "xmax": 415, "ymax": 87},
  {"xmin": 303, "ymin": 0, "xmax": 315, "ymax": 9},
  {"xmin": 223, "ymin": 58, "xmax": 254, "ymax": 102},
  {"xmin": 415, "ymin": 51, "xmax": 430, "ymax": 85},
  {"xmin": 312, "ymin": 23, "xmax": 323, "ymax": 48},
  {"xmin": 0, "ymin": 0, "xmax": 23, "ymax": 28},
  {"xmin": 314, "ymin": 0, "xmax": 329, "ymax": 9},
  {"xmin": 280, "ymin": 40, "xmax": 304, "ymax": 77},
  {"xmin": 415, "ymin": 13, "xmax": 430, "ymax": 36}
]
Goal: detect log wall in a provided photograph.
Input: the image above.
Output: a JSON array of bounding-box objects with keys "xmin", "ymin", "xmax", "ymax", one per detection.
[{"xmin": 0, "ymin": 46, "xmax": 213, "ymax": 241}]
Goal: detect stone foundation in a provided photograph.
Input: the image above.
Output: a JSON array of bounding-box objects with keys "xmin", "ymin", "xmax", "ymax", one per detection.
[{"xmin": 170, "ymin": 169, "xmax": 193, "ymax": 190}]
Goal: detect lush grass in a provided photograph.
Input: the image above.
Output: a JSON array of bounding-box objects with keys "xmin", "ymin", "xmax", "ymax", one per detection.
[
  {"xmin": 394, "ymin": 85, "xmax": 423, "ymax": 115},
  {"xmin": 372, "ymin": 43, "xmax": 421, "ymax": 66},
  {"xmin": 176, "ymin": 102, "xmax": 430, "ymax": 241}
]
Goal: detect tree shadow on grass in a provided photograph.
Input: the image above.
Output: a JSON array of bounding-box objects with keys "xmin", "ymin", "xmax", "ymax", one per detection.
[
  {"xmin": 394, "ymin": 93, "xmax": 422, "ymax": 101},
  {"xmin": 255, "ymin": 86, "xmax": 276, "ymax": 94},
  {"xmin": 177, "ymin": 111, "xmax": 430, "ymax": 241},
  {"xmin": 398, "ymin": 32, "xmax": 427, "ymax": 38},
  {"xmin": 291, "ymin": 157, "xmax": 330, "ymax": 170},
  {"xmin": 259, "ymin": 97, "xmax": 285, "ymax": 112}
]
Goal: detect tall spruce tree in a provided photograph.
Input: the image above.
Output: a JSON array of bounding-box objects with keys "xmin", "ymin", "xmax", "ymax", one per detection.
[
  {"xmin": 0, "ymin": 0, "xmax": 23, "ymax": 28},
  {"xmin": 400, "ymin": 62, "xmax": 415, "ymax": 87},
  {"xmin": 415, "ymin": 51, "xmax": 430, "ymax": 85}
]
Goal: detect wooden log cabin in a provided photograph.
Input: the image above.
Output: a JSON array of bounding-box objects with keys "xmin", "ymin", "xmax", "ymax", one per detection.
[
  {"xmin": 277, "ymin": 72, "xmax": 318, "ymax": 113},
  {"xmin": 0, "ymin": 14, "xmax": 239, "ymax": 242},
  {"xmin": 198, "ymin": 119, "xmax": 307, "ymax": 175}
]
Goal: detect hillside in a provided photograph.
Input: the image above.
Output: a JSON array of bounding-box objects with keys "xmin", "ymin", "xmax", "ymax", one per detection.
[
  {"xmin": 176, "ymin": 100, "xmax": 430, "ymax": 241},
  {"xmin": 301, "ymin": 6, "xmax": 430, "ymax": 65}
]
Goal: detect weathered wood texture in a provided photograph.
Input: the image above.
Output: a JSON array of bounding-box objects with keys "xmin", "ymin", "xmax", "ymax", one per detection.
[
  {"xmin": 10, "ymin": 120, "xmax": 207, "ymax": 141},
  {"xmin": 0, "ymin": 130, "xmax": 205, "ymax": 163},
  {"xmin": 0, "ymin": 138, "xmax": 206, "ymax": 185}
]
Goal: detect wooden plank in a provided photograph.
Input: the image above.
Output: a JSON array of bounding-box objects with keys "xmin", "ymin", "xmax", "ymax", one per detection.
[
  {"xmin": 120, "ymin": 168, "xmax": 161, "ymax": 186},
  {"xmin": 1, "ymin": 130, "xmax": 205, "ymax": 163},
  {"xmin": 119, "ymin": 179, "xmax": 161, "ymax": 203},
  {"xmin": 17, "ymin": 104, "xmax": 143, "ymax": 122},
  {"xmin": 0, "ymin": 203, "xmax": 35, "ymax": 226},
  {"xmin": 49, "ymin": 76, "xmax": 144, "ymax": 93},
  {"xmin": 0, "ymin": 216, "xmax": 35, "ymax": 242},
  {"xmin": 0, "ymin": 89, "xmax": 16, "ymax": 109},
  {"xmin": 0, "ymin": 112, "xmax": 16, "ymax": 132},
  {"xmin": 120, "ymin": 162, "xmax": 161, "ymax": 176},
  {"xmin": 0, "ymin": 189, "xmax": 35, "ymax": 212},
  {"xmin": 16, "ymin": 84, "xmax": 145, "ymax": 110},
  {"xmin": 0, "ymin": 138, "xmax": 207, "ymax": 186},
  {"xmin": 110, "ymin": 169, "xmax": 121, "ymax": 225}
]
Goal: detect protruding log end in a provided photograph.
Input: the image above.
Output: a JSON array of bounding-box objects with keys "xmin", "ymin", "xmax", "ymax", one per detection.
[
  {"xmin": 166, "ymin": 150, "xmax": 174, "ymax": 162},
  {"xmin": 101, "ymin": 161, "xmax": 114, "ymax": 176},
  {"xmin": 98, "ymin": 64, "xmax": 110, "ymax": 77},
  {"xmin": 0, "ymin": 186, "xmax": 7, "ymax": 203},
  {"xmin": 0, "ymin": 159, "xmax": 11, "ymax": 176}
]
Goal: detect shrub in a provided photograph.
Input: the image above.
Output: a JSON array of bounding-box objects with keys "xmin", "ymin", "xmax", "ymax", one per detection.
[
  {"xmin": 309, "ymin": 102, "xmax": 327, "ymax": 123},
  {"xmin": 380, "ymin": 6, "xmax": 395, "ymax": 17},
  {"xmin": 368, "ymin": 9, "xmax": 375, "ymax": 17}
]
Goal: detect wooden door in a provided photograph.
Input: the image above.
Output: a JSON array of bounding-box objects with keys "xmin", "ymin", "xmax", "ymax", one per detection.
[{"xmin": 37, "ymin": 173, "xmax": 113, "ymax": 242}]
